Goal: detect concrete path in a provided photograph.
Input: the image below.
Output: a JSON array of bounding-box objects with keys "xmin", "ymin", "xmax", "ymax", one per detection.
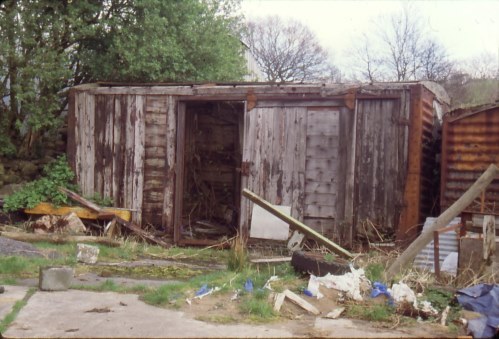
[
  {"xmin": 0, "ymin": 285, "xmax": 29, "ymax": 320},
  {"xmin": 3, "ymin": 289, "xmax": 293, "ymax": 338},
  {"xmin": 1, "ymin": 288, "xmax": 455, "ymax": 338}
]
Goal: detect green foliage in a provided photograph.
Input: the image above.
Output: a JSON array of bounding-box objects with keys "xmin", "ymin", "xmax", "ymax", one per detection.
[
  {"xmin": 346, "ymin": 303, "xmax": 394, "ymax": 322},
  {"xmin": 324, "ymin": 253, "xmax": 336, "ymax": 263},
  {"xmin": 87, "ymin": 193, "xmax": 114, "ymax": 207},
  {"xmin": 141, "ymin": 283, "xmax": 185, "ymax": 307},
  {"xmin": 2, "ymin": 155, "xmax": 77, "ymax": 212},
  {"xmin": 0, "ymin": 0, "xmax": 246, "ymax": 156},
  {"xmin": 239, "ymin": 297, "xmax": 276, "ymax": 320},
  {"xmin": 365, "ymin": 263, "xmax": 385, "ymax": 283},
  {"xmin": 422, "ymin": 287, "xmax": 454, "ymax": 312}
]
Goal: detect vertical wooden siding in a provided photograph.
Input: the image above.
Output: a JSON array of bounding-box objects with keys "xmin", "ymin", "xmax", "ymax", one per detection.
[
  {"xmin": 240, "ymin": 106, "xmax": 307, "ymax": 233},
  {"xmin": 441, "ymin": 106, "xmax": 499, "ymax": 213},
  {"xmin": 70, "ymin": 91, "xmax": 146, "ymax": 225},
  {"xmin": 303, "ymin": 108, "xmax": 340, "ymax": 236},
  {"xmin": 354, "ymin": 97, "xmax": 409, "ymax": 236}
]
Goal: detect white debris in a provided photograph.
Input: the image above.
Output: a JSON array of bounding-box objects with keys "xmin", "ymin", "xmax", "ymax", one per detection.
[
  {"xmin": 306, "ymin": 275, "xmax": 324, "ymax": 299},
  {"xmin": 419, "ymin": 300, "xmax": 439, "ymax": 316},
  {"xmin": 441, "ymin": 252, "xmax": 458, "ymax": 276},
  {"xmin": 389, "ymin": 282, "xmax": 418, "ymax": 309},
  {"xmin": 324, "ymin": 307, "xmax": 345, "ymax": 319},
  {"xmin": 263, "ymin": 275, "xmax": 279, "ymax": 291},
  {"xmin": 314, "ymin": 265, "xmax": 367, "ymax": 301}
]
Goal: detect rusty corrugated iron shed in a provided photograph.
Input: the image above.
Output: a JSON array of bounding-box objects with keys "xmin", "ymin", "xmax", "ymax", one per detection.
[{"xmin": 441, "ymin": 102, "xmax": 499, "ymax": 214}]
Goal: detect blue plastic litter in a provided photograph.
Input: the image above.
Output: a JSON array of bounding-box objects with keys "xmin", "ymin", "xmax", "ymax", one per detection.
[
  {"xmin": 303, "ymin": 289, "xmax": 313, "ymax": 297},
  {"xmin": 370, "ymin": 281, "xmax": 394, "ymax": 306},
  {"xmin": 457, "ymin": 283, "xmax": 499, "ymax": 338},
  {"xmin": 195, "ymin": 284, "xmax": 209, "ymax": 296},
  {"xmin": 244, "ymin": 279, "xmax": 253, "ymax": 292}
]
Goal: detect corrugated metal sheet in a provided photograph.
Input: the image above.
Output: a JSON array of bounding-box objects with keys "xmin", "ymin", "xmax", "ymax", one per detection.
[
  {"xmin": 441, "ymin": 104, "xmax": 499, "ymax": 214},
  {"xmin": 413, "ymin": 217, "xmax": 460, "ymax": 272}
]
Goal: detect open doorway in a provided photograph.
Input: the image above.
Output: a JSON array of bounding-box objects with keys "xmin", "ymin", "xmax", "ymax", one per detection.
[{"xmin": 176, "ymin": 101, "xmax": 244, "ymax": 244}]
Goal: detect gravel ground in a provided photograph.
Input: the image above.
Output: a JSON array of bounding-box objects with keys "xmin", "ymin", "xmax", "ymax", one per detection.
[{"xmin": 0, "ymin": 236, "xmax": 44, "ymax": 257}]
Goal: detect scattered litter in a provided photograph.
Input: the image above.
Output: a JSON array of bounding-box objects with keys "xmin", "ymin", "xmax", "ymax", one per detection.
[
  {"xmin": 314, "ymin": 265, "xmax": 366, "ymax": 301},
  {"xmin": 305, "ymin": 275, "xmax": 324, "ymax": 299},
  {"xmin": 457, "ymin": 283, "xmax": 499, "ymax": 339},
  {"xmin": 418, "ymin": 300, "xmax": 438, "ymax": 317},
  {"xmin": 324, "ymin": 307, "xmax": 345, "ymax": 319},
  {"xmin": 185, "ymin": 298, "xmax": 191, "ymax": 306},
  {"xmin": 195, "ymin": 284, "xmax": 209, "ymax": 296},
  {"xmin": 370, "ymin": 282, "xmax": 391, "ymax": 299},
  {"xmin": 389, "ymin": 282, "xmax": 417, "ymax": 309},
  {"xmin": 273, "ymin": 292, "xmax": 285, "ymax": 312},
  {"xmin": 283, "ymin": 289, "xmax": 320, "ymax": 315},
  {"xmin": 244, "ymin": 278, "xmax": 253, "ymax": 293},
  {"xmin": 440, "ymin": 252, "xmax": 458, "ymax": 276},
  {"xmin": 303, "ymin": 289, "xmax": 313, "ymax": 297},
  {"xmin": 440, "ymin": 305, "xmax": 451, "ymax": 326},
  {"xmin": 230, "ymin": 290, "xmax": 239, "ymax": 301},
  {"xmin": 263, "ymin": 275, "xmax": 279, "ymax": 291}
]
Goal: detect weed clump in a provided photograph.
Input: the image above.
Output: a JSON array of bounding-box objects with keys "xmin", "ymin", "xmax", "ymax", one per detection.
[{"xmin": 227, "ymin": 236, "xmax": 248, "ymax": 272}]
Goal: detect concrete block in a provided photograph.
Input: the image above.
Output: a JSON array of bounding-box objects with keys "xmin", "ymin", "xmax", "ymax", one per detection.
[
  {"xmin": 76, "ymin": 243, "xmax": 99, "ymax": 264},
  {"xmin": 39, "ymin": 266, "xmax": 74, "ymax": 291}
]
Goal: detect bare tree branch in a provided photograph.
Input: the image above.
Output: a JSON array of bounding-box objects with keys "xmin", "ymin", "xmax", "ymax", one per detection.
[{"xmin": 245, "ymin": 16, "xmax": 337, "ymax": 82}]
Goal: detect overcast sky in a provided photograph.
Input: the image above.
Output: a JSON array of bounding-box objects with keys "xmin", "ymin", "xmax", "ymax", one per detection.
[{"xmin": 240, "ymin": 0, "xmax": 499, "ymax": 73}]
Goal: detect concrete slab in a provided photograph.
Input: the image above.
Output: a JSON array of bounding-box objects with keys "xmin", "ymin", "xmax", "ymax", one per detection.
[
  {"xmin": 3, "ymin": 290, "xmax": 294, "ymax": 338},
  {"xmin": 0, "ymin": 285, "xmax": 29, "ymax": 321}
]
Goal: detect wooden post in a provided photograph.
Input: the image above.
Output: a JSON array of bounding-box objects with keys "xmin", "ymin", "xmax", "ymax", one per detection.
[
  {"xmin": 483, "ymin": 215, "xmax": 495, "ymax": 261},
  {"xmin": 386, "ymin": 163, "xmax": 499, "ymax": 279},
  {"xmin": 433, "ymin": 231, "xmax": 440, "ymax": 280},
  {"xmin": 242, "ymin": 188, "xmax": 353, "ymax": 259}
]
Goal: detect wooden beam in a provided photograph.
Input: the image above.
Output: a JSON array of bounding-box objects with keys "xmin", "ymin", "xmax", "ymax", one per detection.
[
  {"xmin": 242, "ymin": 188, "xmax": 353, "ymax": 259},
  {"xmin": 386, "ymin": 163, "xmax": 499, "ymax": 279},
  {"xmin": 25, "ymin": 202, "xmax": 131, "ymax": 222},
  {"xmin": 283, "ymin": 289, "xmax": 320, "ymax": 315},
  {"xmin": 0, "ymin": 231, "xmax": 121, "ymax": 247}
]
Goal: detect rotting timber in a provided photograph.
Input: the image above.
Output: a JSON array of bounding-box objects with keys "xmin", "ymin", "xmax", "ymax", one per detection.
[{"xmin": 68, "ymin": 82, "xmax": 450, "ymax": 246}]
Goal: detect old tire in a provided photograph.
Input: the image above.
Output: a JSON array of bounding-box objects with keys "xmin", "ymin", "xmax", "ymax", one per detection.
[{"xmin": 291, "ymin": 250, "xmax": 351, "ymax": 276}]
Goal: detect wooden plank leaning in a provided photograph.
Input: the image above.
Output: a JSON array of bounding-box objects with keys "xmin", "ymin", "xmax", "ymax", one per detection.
[
  {"xmin": 242, "ymin": 188, "xmax": 353, "ymax": 259},
  {"xmin": 386, "ymin": 163, "xmax": 499, "ymax": 280},
  {"xmin": 59, "ymin": 188, "xmax": 171, "ymax": 248}
]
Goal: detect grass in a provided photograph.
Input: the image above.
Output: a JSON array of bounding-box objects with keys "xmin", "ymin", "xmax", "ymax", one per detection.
[
  {"xmin": 0, "ymin": 288, "xmax": 36, "ymax": 333},
  {"xmin": 71, "ymin": 279, "xmax": 154, "ymax": 294},
  {"xmin": 346, "ymin": 302, "xmax": 394, "ymax": 322},
  {"xmin": 227, "ymin": 236, "xmax": 248, "ymax": 272},
  {"xmin": 365, "ymin": 262, "xmax": 384, "ymax": 282}
]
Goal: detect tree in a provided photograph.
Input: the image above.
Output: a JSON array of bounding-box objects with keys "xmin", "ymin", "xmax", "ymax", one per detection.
[
  {"xmin": 0, "ymin": 0, "xmax": 246, "ymax": 158},
  {"xmin": 245, "ymin": 16, "xmax": 336, "ymax": 82},
  {"xmin": 351, "ymin": 4, "xmax": 452, "ymax": 82}
]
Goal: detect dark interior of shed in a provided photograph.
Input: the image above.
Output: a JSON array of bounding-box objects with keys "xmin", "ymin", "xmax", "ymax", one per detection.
[{"xmin": 180, "ymin": 101, "xmax": 244, "ymax": 241}]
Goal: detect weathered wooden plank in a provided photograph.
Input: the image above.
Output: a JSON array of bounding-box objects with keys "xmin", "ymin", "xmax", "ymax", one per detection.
[
  {"xmin": 82, "ymin": 93, "xmax": 95, "ymax": 196},
  {"xmin": 162, "ymin": 97, "xmax": 177, "ymax": 234},
  {"xmin": 132, "ymin": 95, "xmax": 145, "ymax": 225},
  {"xmin": 303, "ymin": 218, "xmax": 336, "ymax": 234},
  {"xmin": 304, "ymin": 193, "xmax": 337, "ymax": 206},
  {"xmin": 305, "ymin": 147, "xmax": 339, "ymax": 159},
  {"xmin": 242, "ymin": 188, "xmax": 352, "ymax": 258},
  {"xmin": 305, "ymin": 158, "xmax": 338, "ymax": 171},
  {"xmin": 144, "ymin": 146, "xmax": 166, "ymax": 158},
  {"xmin": 145, "ymin": 113, "xmax": 167, "ymax": 126},
  {"xmin": 146, "ymin": 95, "xmax": 168, "ymax": 114},
  {"xmin": 112, "ymin": 95, "xmax": 126, "ymax": 206},
  {"xmin": 304, "ymin": 204, "xmax": 336, "ymax": 218},
  {"xmin": 103, "ymin": 95, "xmax": 114, "ymax": 198},
  {"xmin": 306, "ymin": 135, "xmax": 339, "ymax": 150},
  {"xmin": 304, "ymin": 169, "xmax": 337, "ymax": 183},
  {"xmin": 173, "ymin": 101, "xmax": 186, "ymax": 241}
]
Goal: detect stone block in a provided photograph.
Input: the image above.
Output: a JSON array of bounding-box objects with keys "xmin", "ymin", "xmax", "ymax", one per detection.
[
  {"xmin": 39, "ymin": 266, "xmax": 74, "ymax": 291},
  {"xmin": 76, "ymin": 243, "xmax": 99, "ymax": 264}
]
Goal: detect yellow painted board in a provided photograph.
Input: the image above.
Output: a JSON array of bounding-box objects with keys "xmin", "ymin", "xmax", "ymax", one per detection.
[{"xmin": 25, "ymin": 202, "xmax": 131, "ymax": 221}]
